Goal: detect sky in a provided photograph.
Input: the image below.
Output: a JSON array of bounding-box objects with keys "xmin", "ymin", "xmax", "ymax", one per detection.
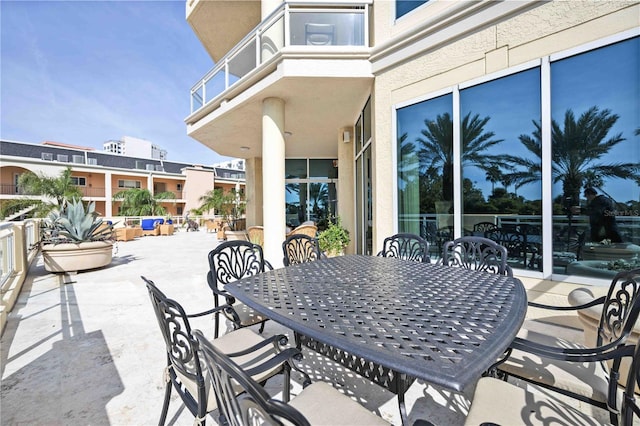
[{"xmin": 1, "ymin": 0, "xmax": 233, "ymax": 165}]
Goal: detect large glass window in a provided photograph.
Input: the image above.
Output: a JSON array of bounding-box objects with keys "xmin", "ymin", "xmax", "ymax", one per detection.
[
  {"xmin": 395, "ymin": 35, "xmax": 639, "ymax": 279},
  {"xmin": 551, "ymin": 37, "xmax": 640, "ymax": 279},
  {"xmin": 460, "ymin": 68, "xmax": 542, "ymax": 271},
  {"xmin": 397, "ymin": 94, "xmax": 452, "ymax": 258}
]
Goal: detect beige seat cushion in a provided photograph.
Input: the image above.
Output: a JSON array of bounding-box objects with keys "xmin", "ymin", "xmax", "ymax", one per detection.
[
  {"xmin": 465, "ymin": 377, "xmax": 607, "ymax": 425},
  {"xmin": 224, "ymin": 301, "xmax": 269, "ymax": 327},
  {"xmin": 499, "ymin": 327, "xmax": 610, "ymax": 403},
  {"xmin": 288, "ymin": 381, "xmax": 390, "ymax": 426},
  {"xmin": 175, "ymin": 328, "xmax": 282, "ymax": 412}
]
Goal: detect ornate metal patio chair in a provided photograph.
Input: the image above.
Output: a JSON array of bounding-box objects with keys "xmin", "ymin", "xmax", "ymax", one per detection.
[
  {"xmin": 441, "ymin": 236, "xmax": 512, "ymax": 276},
  {"xmin": 193, "ymin": 329, "xmax": 391, "ymax": 426},
  {"xmin": 467, "ymin": 339, "xmax": 640, "ymax": 426},
  {"xmin": 142, "ymin": 276, "xmax": 294, "ymax": 426},
  {"xmin": 496, "ymin": 268, "xmax": 640, "ymax": 425},
  {"xmin": 376, "ymin": 233, "xmax": 431, "ymax": 263},
  {"xmin": 282, "ymin": 234, "xmax": 323, "ymax": 266},
  {"xmin": 208, "ymin": 241, "xmax": 272, "ymax": 338}
]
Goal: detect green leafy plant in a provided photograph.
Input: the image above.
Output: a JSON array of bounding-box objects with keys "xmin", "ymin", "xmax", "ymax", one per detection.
[
  {"xmin": 42, "ymin": 200, "xmax": 114, "ymax": 244},
  {"xmin": 317, "ymin": 216, "xmax": 350, "ymax": 255}
]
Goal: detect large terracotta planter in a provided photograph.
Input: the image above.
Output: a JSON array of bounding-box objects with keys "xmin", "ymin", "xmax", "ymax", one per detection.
[{"xmin": 42, "ymin": 241, "xmax": 113, "ymax": 273}]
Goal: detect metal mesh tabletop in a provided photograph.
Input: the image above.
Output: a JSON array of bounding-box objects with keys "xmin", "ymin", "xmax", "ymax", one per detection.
[{"xmin": 225, "ymin": 255, "xmax": 527, "ymax": 392}]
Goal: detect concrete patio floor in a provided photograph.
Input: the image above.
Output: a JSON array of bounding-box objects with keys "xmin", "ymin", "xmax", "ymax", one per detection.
[{"xmin": 1, "ymin": 229, "xmax": 613, "ymax": 425}]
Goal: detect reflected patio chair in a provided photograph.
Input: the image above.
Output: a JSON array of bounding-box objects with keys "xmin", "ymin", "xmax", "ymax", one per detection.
[
  {"xmin": 305, "ymin": 23, "xmax": 335, "ymax": 46},
  {"xmin": 472, "ymin": 221, "xmax": 498, "ymax": 236},
  {"xmin": 286, "ymin": 224, "xmax": 318, "ymax": 238},
  {"xmin": 193, "ymin": 329, "xmax": 391, "ymax": 426},
  {"xmin": 496, "ymin": 268, "xmax": 640, "ymax": 424},
  {"xmin": 441, "ymin": 236, "xmax": 512, "ymax": 276},
  {"xmin": 466, "ymin": 339, "xmax": 640, "ymax": 426},
  {"xmin": 142, "ymin": 276, "xmax": 292, "ymax": 426},
  {"xmin": 377, "ymin": 233, "xmax": 431, "ymax": 263},
  {"xmin": 208, "ymin": 241, "xmax": 272, "ymax": 338},
  {"xmin": 282, "ymin": 234, "xmax": 323, "ymax": 266}
]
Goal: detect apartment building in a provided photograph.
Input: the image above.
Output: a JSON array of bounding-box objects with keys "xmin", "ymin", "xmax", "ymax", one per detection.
[
  {"xmin": 186, "ymin": 0, "xmax": 639, "ymax": 281},
  {"xmin": 103, "ymin": 136, "xmax": 169, "ymax": 160},
  {"xmin": 0, "ymin": 139, "xmax": 245, "ymax": 219}
]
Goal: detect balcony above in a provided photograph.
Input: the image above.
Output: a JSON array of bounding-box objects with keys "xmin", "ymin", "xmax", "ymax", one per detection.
[
  {"xmin": 186, "ymin": 0, "xmax": 261, "ymax": 62},
  {"xmin": 185, "ymin": 2, "xmax": 373, "ymax": 159}
]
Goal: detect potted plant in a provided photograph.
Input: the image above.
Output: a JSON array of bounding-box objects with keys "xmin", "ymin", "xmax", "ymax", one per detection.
[
  {"xmin": 40, "ymin": 200, "xmax": 115, "ymax": 273},
  {"xmin": 317, "ymin": 216, "xmax": 350, "ymax": 257}
]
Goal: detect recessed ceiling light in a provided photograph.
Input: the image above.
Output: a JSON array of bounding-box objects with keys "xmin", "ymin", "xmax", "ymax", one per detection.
[
  {"xmin": 284, "ymin": 131, "xmax": 293, "ymax": 137},
  {"xmin": 240, "ymin": 146, "xmax": 250, "ymax": 151}
]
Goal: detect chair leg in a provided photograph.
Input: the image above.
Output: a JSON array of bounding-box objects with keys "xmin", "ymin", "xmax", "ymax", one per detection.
[
  {"xmin": 159, "ymin": 371, "xmax": 173, "ymax": 426},
  {"xmin": 258, "ymin": 321, "xmax": 266, "ymax": 334}
]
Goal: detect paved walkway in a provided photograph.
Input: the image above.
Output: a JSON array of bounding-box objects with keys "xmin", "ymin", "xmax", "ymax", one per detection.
[{"xmin": 1, "ymin": 229, "xmax": 610, "ymax": 425}]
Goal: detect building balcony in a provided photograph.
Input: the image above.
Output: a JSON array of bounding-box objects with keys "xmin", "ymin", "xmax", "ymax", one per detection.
[{"xmin": 186, "ymin": 2, "xmax": 373, "ymax": 159}]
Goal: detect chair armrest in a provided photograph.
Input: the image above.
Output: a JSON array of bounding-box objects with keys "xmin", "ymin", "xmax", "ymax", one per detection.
[
  {"xmin": 509, "ymin": 336, "xmax": 631, "ymax": 362},
  {"xmin": 186, "ymin": 303, "xmax": 234, "ymax": 318},
  {"xmin": 264, "ymin": 260, "xmax": 274, "ymax": 271},
  {"xmin": 225, "ymin": 333, "xmax": 290, "ymax": 357},
  {"xmin": 527, "ymin": 295, "xmax": 605, "ymax": 311},
  {"xmin": 244, "ymin": 347, "xmax": 304, "ymax": 377}
]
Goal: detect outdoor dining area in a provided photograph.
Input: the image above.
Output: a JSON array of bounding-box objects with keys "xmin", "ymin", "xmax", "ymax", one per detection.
[{"xmin": 1, "ymin": 229, "xmax": 639, "ymax": 425}]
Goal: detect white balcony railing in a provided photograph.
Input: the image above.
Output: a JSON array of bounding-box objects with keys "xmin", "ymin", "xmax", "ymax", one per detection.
[{"xmin": 190, "ymin": 2, "xmax": 369, "ymax": 113}]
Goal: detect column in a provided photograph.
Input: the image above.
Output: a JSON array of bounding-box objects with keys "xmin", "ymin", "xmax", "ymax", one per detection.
[
  {"xmin": 262, "ymin": 97, "xmax": 286, "ymax": 267},
  {"xmin": 104, "ymin": 171, "xmax": 113, "ymax": 216}
]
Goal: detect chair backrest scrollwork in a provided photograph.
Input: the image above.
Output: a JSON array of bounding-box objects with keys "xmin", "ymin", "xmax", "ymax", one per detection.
[
  {"xmin": 378, "ymin": 233, "xmax": 430, "ymax": 263},
  {"xmin": 208, "ymin": 241, "xmax": 267, "ymax": 288},
  {"xmin": 282, "ymin": 235, "xmax": 322, "ymax": 266},
  {"xmin": 442, "ymin": 236, "xmax": 512, "ymax": 277},
  {"xmin": 598, "ymin": 268, "xmax": 640, "ymax": 346}
]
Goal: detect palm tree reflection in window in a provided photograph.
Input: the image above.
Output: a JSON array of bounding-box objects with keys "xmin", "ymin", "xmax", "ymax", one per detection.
[
  {"xmin": 415, "ymin": 112, "xmax": 505, "ymax": 202},
  {"xmin": 503, "ymin": 106, "xmax": 639, "ymax": 206}
]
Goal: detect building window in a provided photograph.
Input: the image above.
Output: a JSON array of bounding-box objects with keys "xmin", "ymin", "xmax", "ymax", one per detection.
[
  {"xmin": 284, "ymin": 159, "xmax": 337, "ymax": 228},
  {"xmin": 176, "ymin": 183, "xmax": 183, "ymax": 191},
  {"xmin": 70, "ymin": 176, "xmax": 86, "ymax": 186},
  {"xmin": 118, "ymin": 180, "xmax": 141, "ymax": 189},
  {"xmin": 87, "ymin": 158, "xmax": 98, "ymax": 165},
  {"xmin": 397, "ymin": 93, "xmax": 453, "ymax": 253},
  {"xmin": 135, "ymin": 160, "xmax": 145, "ymax": 170},
  {"xmin": 550, "ymin": 36, "xmax": 639, "ymax": 278},
  {"xmin": 56, "ymin": 154, "xmax": 69, "ymax": 162},
  {"xmin": 396, "ymin": 0, "xmax": 428, "ymax": 19},
  {"xmin": 395, "ymin": 34, "xmax": 639, "ymax": 278},
  {"xmin": 41, "ymin": 152, "xmax": 53, "ymax": 161},
  {"xmin": 72, "ymin": 155, "xmax": 85, "ymax": 164}
]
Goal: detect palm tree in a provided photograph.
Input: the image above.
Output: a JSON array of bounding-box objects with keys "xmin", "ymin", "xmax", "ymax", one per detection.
[
  {"xmin": 397, "ymin": 132, "xmax": 420, "ymax": 189},
  {"xmin": 503, "ymin": 106, "xmax": 638, "ymax": 205},
  {"xmin": 16, "ymin": 166, "xmax": 84, "ymax": 217},
  {"xmin": 485, "ymin": 166, "xmax": 502, "ymax": 192},
  {"xmin": 197, "ymin": 188, "xmax": 243, "ymax": 220},
  {"xmin": 416, "ymin": 112, "xmax": 505, "ymax": 201},
  {"xmin": 112, "ymin": 188, "xmax": 175, "ymax": 216}
]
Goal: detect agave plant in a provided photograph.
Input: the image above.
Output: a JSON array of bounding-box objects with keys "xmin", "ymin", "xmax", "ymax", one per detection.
[{"xmin": 43, "ymin": 200, "xmax": 114, "ymax": 244}]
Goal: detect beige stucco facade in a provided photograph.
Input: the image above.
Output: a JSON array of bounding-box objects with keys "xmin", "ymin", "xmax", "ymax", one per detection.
[{"xmin": 369, "ymin": 0, "xmax": 639, "ymax": 252}]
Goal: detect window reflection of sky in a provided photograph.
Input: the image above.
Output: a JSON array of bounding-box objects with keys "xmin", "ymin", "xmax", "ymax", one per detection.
[
  {"xmin": 396, "ymin": 36, "xmax": 638, "ymax": 204},
  {"xmin": 461, "ymin": 68, "xmax": 541, "ymax": 201},
  {"xmin": 552, "ymin": 37, "xmax": 639, "ymax": 203}
]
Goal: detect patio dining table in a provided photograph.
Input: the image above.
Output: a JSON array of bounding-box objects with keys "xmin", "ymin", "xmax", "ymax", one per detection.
[{"xmin": 224, "ymin": 255, "xmax": 527, "ymax": 423}]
